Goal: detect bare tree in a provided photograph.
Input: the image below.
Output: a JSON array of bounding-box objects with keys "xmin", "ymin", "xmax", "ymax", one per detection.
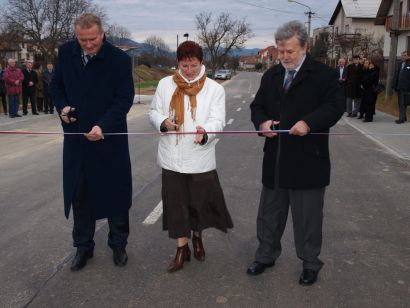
[
  {"xmin": 106, "ymin": 23, "xmax": 131, "ymax": 45},
  {"xmin": 144, "ymin": 35, "xmax": 170, "ymax": 54},
  {"xmin": 195, "ymin": 12, "xmax": 253, "ymax": 71},
  {"xmin": 3, "ymin": 0, "xmax": 106, "ymax": 62}
]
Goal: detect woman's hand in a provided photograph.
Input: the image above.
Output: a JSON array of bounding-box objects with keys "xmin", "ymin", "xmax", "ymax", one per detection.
[
  {"xmin": 162, "ymin": 118, "xmax": 178, "ymax": 131},
  {"xmin": 194, "ymin": 125, "xmax": 207, "ymax": 144}
]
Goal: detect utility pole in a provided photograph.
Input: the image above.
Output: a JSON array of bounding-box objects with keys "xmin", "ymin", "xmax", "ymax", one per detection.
[
  {"xmin": 386, "ymin": 0, "xmax": 400, "ymax": 97},
  {"xmin": 288, "ymin": 0, "xmax": 315, "ymax": 41}
]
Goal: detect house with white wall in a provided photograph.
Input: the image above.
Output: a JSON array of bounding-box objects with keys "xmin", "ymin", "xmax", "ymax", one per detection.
[
  {"xmin": 375, "ymin": 0, "xmax": 410, "ymax": 57},
  {"xmin": 329, "ymin": 0, "xmax": 385, "ymax": 58}
]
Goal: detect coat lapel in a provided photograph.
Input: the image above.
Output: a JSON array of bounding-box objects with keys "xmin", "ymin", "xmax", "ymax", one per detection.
[
  {"xmin": 287, "ymin": 55, "xmax": 314, "ymax": 93},
  {"xmin": 273, "ymin": 66, "xmax": 285, "ymax": 97}
]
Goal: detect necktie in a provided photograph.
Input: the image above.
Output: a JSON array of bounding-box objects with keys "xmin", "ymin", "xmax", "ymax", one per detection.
[{"xmin": 283, "ymin": 70, "xmax": 296, "ymax": 93}]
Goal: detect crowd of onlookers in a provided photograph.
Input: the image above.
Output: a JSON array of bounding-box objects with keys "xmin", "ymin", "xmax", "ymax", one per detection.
[
  {"xmin": 0, "ymin": 59, "xmax": 55, "ymax": 118},
  {"xmin": 336, "ymin": 51, "xmax": 410, "ymax": 123}
]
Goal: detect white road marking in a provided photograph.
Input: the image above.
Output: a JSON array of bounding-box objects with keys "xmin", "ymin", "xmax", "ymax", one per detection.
[
  {"xmin": 234, "ymin": 94, "xmax": 242, "ymax": 99},
  {"xmin": 227, "ymin": 118, "xmax": 234, "ymax": 125},
  {"xmin": 236, "ymin": 107, "xmax": 241, "ymax": 112},
  {"xmin": 242, "ymin": 100, "xmax": 246, "ymax": 104},
  {"xmin": 142, "ymin": 201, "xmax": 163, "ymax": 225}
]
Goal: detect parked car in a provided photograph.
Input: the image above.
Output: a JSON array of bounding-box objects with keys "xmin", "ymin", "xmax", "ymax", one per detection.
[{"xmin": 214, "ymin": 69, "xmax": 232, "ymax": 80}]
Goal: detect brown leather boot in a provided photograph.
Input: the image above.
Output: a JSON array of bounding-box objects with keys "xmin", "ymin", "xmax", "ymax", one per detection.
[
  {"xmin": 192, "ymin": 234, "xmax": 205, "ymax": 261},
  {"xmin": 167, "ymin": 244, "xmax": 191, "ymax": 272}
]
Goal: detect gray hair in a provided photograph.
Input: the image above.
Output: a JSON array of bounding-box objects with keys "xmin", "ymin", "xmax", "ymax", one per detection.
[
  {"xmin": 275, "ymin": 20, "xmax": 308, "ymax": 47},
  {"xmin": 75, "ymin": 13, "xmax": 103, "ymax": 32}
]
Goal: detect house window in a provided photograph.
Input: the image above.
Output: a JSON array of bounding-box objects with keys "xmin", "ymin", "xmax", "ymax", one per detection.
[
  {"xmin": 345, "ymin": 24, "xmax": 349, "ymax": 33},
  {"xmin": 335, "ymin": 27, "xmax": 339, "ymax": 35}
]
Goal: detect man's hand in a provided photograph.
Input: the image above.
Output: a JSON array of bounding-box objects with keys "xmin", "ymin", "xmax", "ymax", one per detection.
[
  {"xmin": 259, "ymin": 120, "xmax": 280, "ymax": 138},
  {"xmin": 85, "ymin": 125, "xmax": 104, "ymax": 141},
  {"xmin": 14, "ymin": 80, "xmax": 19, "ymax": 85},
  {"xmin": 289, "ymin": 120, "xmax": 310, "ymax": 136},
  {"xmin": 194, "ymin": 125, "xmax": 207, "ymax": 144},
  {"xmin": 60, "ymin": 106, "xmax": 77, "ymax": 124},
  {"xmin": 29, "ymin": 81, "xmax": 34, "ymax": 87}
]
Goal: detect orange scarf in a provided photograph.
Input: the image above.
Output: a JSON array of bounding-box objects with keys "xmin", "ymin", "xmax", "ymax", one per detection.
[{"xmin": 170, "ymin": 71, "xmax": 206, "ymax": 132}]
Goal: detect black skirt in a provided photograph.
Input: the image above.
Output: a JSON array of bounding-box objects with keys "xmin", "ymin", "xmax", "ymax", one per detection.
[{"xmin": 161, "ymin": 168, "xmax": 233, "ymax": 239}]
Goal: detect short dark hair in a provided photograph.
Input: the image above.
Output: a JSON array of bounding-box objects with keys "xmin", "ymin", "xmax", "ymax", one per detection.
[
  {"xmin": 177, "ymin": 41, "xmax": 203, "ymax": 62},
  {"xmin": 353, "ymin": 55, "xmax": 360, "ymax": 59}
]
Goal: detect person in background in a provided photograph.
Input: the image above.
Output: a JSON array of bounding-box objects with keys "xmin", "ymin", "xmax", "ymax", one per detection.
[
  {"xmin": 3, "ymin": 58, "xmax": 23, "ymax": 118},
  {"xmin": 33, "ymin": 63, "xmax": 44, "ymax": 113},
  {"xmin": 22, "ymin": 60, "xmax": 39, "ymax": 115},
  {"xmin": 345, "ymin": 55, "xmax": 363, "ymax": 117},
  {"xmin": 393, "ymin": 51, "xmax": 410, "ymax": 124},
  {"xmin": 149, "ymin": 40, "xmax": 233, "ymax": 273},
  {"xmin": 43, "ymin": 63, "xmax": 55, "ymax": 114},
  {"xmin": 0, "ymin": 63, "xmax": 7, "ymax": 115},
  {"xmin": 361, "ymin": 59, "xmax": 380, "ymax": 122},
  {"xmin": 337, "ymin": 58, "xmax": 347, "ymax": 85}
]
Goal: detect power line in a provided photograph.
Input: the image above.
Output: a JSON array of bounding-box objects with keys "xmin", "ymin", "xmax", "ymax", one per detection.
[{"xmin": 236, "ymin": 0, "xmax": 298, "ymax": 15}]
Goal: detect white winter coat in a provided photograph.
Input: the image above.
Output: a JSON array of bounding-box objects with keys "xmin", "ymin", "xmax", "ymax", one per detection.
[{"xmin": 149, "ymin": 66, "xmax": 226, "ymax": 174}]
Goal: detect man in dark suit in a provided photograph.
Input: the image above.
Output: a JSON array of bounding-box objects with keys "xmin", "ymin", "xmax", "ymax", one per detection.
[
  {"xmin": 337, "ymin": 58, "xmax": 347, "ymax": 85},
  {"xmin": 51, "ymin": 13, "xmax": 135, "ymax": 271},
  {"xmin": 393, "ymin": 51, "xmax": 410, "ymax": 124},
  {"xmin": 247, "ymin": 20, "xmax": 344, "ymax": 286},
  {"xmin": 22, "ymin": 60, "xmax": 39, "ymax": 115},
  {"xmin": 345, "ymin": 55, "xmax": 363, "ymax": 117}
]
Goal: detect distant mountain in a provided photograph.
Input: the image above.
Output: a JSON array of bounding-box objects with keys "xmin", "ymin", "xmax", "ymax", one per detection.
[
  {"xmin": 107, "ymin": 37, "xmax": 175, "ymax": 58},
  {"xmin": 229, "ymin": 48, "xmax": 260, "ymax": 57},
  {"xmin": 108, "ymin": 37, "xmax": 259, "ymax": 59}
]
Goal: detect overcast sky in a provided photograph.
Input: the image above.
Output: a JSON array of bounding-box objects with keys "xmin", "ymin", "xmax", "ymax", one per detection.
[{"xmin": 1, "ymin": 0, "xmax": 340, "ymax": 49}]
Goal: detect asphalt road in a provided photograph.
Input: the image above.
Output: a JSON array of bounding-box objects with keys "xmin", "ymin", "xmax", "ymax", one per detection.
[{"xmin": 0, "ymin": 72, "xmax": 409, "ymax": 308}]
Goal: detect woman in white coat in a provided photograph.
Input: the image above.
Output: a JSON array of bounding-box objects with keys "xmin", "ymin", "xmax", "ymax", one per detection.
[{"xmin": 149, "ymin": 41, "xmax": 233, "ymax": 273}]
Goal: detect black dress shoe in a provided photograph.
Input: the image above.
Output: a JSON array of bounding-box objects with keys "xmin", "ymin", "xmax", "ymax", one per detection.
[
  {"xmin": 33, "ymin": 112, "xmax": 39, "ymax": 115},
  {"xmin": 15, "ymin": 114, "xmax": 22, "ymax": 117},
  {"xmin": 113, "ymin": 248, "xmax": 128, "ymax": 267},
  {"xmin": 299, "ymin": 269, "xmax": 318, "ymax": 286},
  {"xmin": 246, "ymin": 261, "xmax": 274, "ymax": 276},
  {"xmin": 395, "ymin": 119, "xmax": 405, "ymax": 124},
  {"xmin": 70, "ymin": 250, "xmax": 93, "ymax": 272}
]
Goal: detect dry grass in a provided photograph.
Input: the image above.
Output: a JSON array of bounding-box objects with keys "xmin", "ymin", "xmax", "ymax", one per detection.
[{"xmin": 376, "ymin": 92, "xmax": 409, "ymax": 119}]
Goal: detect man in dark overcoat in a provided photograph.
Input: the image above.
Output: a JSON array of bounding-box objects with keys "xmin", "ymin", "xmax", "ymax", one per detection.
[
  {"xmin": 22, "ymin": 60, "xmax": 39, "ymax": 115},
  {"xmin": 51, "ymin": 13, "xmax": 135, "ymax": 271},
  {"xmin": 393, "ymin": 50, "xmax": 410, "ymax": 124},
  {"xmin": 247, "ymin": 21, "xmax": 344, "ymax": 286},
  {"xmin": 345, "ymin": 55, "xmax": 363, "ymax": 117}
]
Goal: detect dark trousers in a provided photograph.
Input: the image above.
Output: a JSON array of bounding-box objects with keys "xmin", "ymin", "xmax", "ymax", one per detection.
[
  {"xmin": 0, "ymin": 93, "xmax": 7, "ymax": 114},
  {"xmin": 72, "ymin": 175, "xmax": 129, "ymax": 253},
  {"xmin": 8, "ymin": 95, "xmax": 19, "ymax": 116},
  {"xmin": 22, "ymin": 93, "xmax": 37, "ymax": 114},
  {"xmin": 44, "ymin": 93, "xmax": 54, "ymax": 113},
  {"xmin": 255, "ymin": 185, "xmax": 325, "ymax": 272},
  {"xmin": 398, "ymin": 91, "xmax": 408, "ymax": 121},
  {"xmin": 37, "ymin": 97, "xmax": 44, "ymax": 112}
]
